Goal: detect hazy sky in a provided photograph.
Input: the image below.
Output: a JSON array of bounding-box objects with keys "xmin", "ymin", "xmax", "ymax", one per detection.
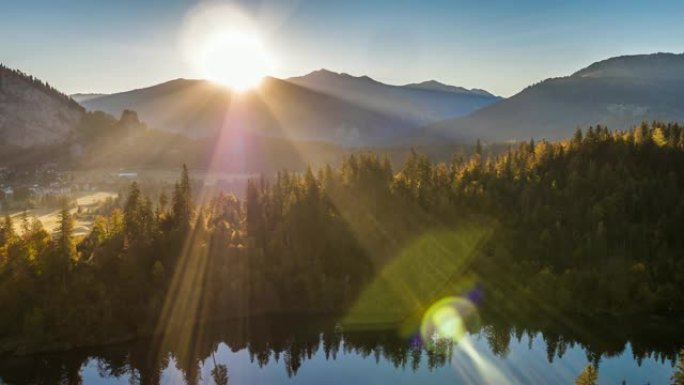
[{"xmin": 2, "ymin": 0, "xmax": 684, "ymax": 97}]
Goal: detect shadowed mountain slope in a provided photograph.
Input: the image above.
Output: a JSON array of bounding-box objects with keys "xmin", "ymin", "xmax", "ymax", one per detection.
[
  {"xmin": 426, "ymin": 53, "xmax": 684, "ymax": 142},
  {"xmin": 78, "ymin": 71, "xmax": 499, "ymax": 147},
  {"xmin": 0, "ymin": 64, "xmax": 84, "ymax": 148}
]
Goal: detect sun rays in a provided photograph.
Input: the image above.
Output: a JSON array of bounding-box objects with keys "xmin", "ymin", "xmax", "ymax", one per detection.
[
  {"xmin": 181, "ymin": 3, "xmax": 276, "ymax": 92},
  {"xmin": 199, "ymin": 31, "xmax": 273, "ymax": 91},
  {"xmin": 149, "ymin": 5, "xmax": 596, "ymax": 385}
]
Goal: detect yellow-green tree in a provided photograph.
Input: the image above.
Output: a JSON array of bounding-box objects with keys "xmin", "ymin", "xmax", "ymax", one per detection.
[
  {"xmin": 673, "ymin": 349, "xmax": 684, "ymax": 385},
  {"xmin": 576, "ymin": 364, "xmax": 598, "ymax": 385}
]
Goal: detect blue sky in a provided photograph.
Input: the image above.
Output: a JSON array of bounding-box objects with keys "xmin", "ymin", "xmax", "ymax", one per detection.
[{"xmin": 2, "ymin": 0, "xmax": 684, "ymax": 96}]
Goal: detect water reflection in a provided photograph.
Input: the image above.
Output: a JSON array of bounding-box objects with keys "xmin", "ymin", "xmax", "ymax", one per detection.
[{"xmin": 0, "ymin": 315, "xmax": 681, "ymax": 384}]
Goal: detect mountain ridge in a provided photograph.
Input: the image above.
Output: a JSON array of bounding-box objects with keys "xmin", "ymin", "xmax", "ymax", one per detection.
[
  {"xmin": 0, "ymin": 64, "xmax": 85, "ymax": 148},
  {"xmin": 425, "ymin": 52, "xmax": 684, "ymax": 142},
  {"xmin": 77, "ymin": 70, "xmax": 501, "ymax": 147},
  {"xmin": 403, "ymin": 80, "xmax": 495, "ymax": 97},
  {"xmin": 572, "ymin": 52, "xmax": 684, "ymax": 79}
]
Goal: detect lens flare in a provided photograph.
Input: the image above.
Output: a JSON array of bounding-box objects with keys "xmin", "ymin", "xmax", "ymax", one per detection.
[
  {"xmin": 421, "ymin": 296, "xmax": 480, "ymax": 346},
  {"xmin": 179, "ymin": 3, "xmax": 275, "ymax": 91},
  {"xmin": 199, "ymin": 30, "xmax": 273, "ymax": 91}
]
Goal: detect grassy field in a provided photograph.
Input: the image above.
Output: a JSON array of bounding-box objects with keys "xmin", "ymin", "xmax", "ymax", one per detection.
[{"xmin": 10, "ymin": 191, "xmax": 118, "ymax": 237}]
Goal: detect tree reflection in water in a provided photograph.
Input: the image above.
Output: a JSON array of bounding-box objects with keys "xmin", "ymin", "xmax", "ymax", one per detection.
[{"xmin": 0, "ymin": 315, "xmax": 682, "ymax": 385}]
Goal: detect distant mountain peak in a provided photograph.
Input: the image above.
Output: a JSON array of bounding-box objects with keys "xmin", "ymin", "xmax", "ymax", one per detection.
[
  {"xmin": 292, "ymin": 70, "xmax": 498, "ymax": 98},
  {"xmin": 424, "ymin": 80, "xmax": 447, "ymax": 86},
  {"xmin": 79, "ymin": 67, "xmax": 499, "ymax": 147},
  {"xmin": 296, "ymin": 69, "xmax": 380, "ymax": 84},
  {"xmin": 308, "ymin": 68, "xmax": 336, "ymax": 76},
  {"xmin": 405, "ymin": 80, "xmax": 468, "ymax": 93},
  {"xmin": 572, "ymin": 52, "xmax": 684, "ymax": 79},
  {"xmin": 425, "ymin": 51, "xmax": 684, "ymax": 144},
  {"xmin": 404, "ymin": 80, "xmax": 496, "ymax": 97}
]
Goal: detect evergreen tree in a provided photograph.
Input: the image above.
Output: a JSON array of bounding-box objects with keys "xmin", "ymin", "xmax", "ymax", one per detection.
[
  {"xmin": 49, "ymin": 203, "xmax": 77, "ymax": 291},
  {"xmin": 0, "ymin": 214, "xmax": 16, "ymax": 247},
  {"xmin": 673, "ymin": 349, "xmax": 684, "ymax": 385},
  {"xmin": 572, "ymin": 127, "xmax": 583, "ymax": 147},
  {"xmin": 159, "ymin": 191, "xmax": 168, "ymax": 214},
  {"xmin": 56, "ymin": 204, "xmax": 76, "ymax": 262},
  {"xmin": 576, "ymin": 364, "xmax": 598, "ymax": 385},
  {"xmin": 172, "ymin": 164, "xmax": 193, "ymax": 227},
  {"xmin": 124, "ymin": 181, "xmax": 142, "ymax": 240}
]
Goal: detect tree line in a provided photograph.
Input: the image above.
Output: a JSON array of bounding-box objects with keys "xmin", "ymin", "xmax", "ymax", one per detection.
[
  {"xmin": 2, "ymin": 122, "xmax": 684, "ymax": 352},
  {"xmin": 1, "ymin": 315, "xmax": 683, "ymax": 385},
  {"xmin": 0, "ymin": 64, "xmax": 84, "ymax": 112}
]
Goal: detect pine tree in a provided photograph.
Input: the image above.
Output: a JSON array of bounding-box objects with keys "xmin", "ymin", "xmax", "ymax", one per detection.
[
  {"xmin": 576, "ymin": 364, "xmax": 598, "ymax": 385},
  {"xmin": 653, "ymin": 126, "xmax": 667, "ymax": 147},
  {"xmin": 211, "ymin": 352, "xmax": 228, "ymax": 385},
  {"xmin": 124, "ymin": 182, "xmax": 142, "ymax": 240},
  {"xmin": 572, "ymin": 128, "xmax": 583, "ymax": 147},
  {"xmin": 56, "ymin": 204, "xmax": 76, "ymax": 262},
  {"xmin": 172, "ymin": 164, "xmax": 193, "ymax": 227},
  {"xmin": 0, "ymin": 214, "xmax": 16, "ymax": 247},
  {"xmin": 159, "ymin": 191, "xmax": 168, "ymax": 214},
  {"xmin": 20, "ymin": 209, "xmax": 30, "ymax": 235},
  {"xmin": 51, "ymin": 202, "xmax": 77, "ymax": 291},
  {"xmin": 110, "ymin": 208, "xmax": 124, "ymax": 234},
  {"xmin": 673, "ymin": 349, "xmax": 684, "ymax": 385},
  {"xmin": 246, "ymin": 179, "xmax": 262, "ymax": 243}
]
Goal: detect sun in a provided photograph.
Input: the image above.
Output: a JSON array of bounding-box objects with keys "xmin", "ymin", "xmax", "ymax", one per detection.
[
  {"xmin": 180, "ymin": 4, "xmax": 276, "ymax": 91},
  {"xmin": 199, "ymin": 30, "xmax": 273, "ymax": 91}
]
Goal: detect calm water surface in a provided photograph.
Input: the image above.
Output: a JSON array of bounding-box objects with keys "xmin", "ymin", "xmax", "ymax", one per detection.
[{"xmin": 0, "ymin": 316, "xmax": 680, "ymax": 385}]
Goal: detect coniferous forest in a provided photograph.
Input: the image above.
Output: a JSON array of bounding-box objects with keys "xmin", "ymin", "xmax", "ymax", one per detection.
[
  {"xmin": 2, "ymin": 122, "xmax": 684, "ymax": 355},
  {"xmin": 9, "ymin": 3, "xmax": 684, "ymax": 382}
]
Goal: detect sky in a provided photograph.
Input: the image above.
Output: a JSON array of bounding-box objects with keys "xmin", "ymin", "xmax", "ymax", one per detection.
[{"xmin": 2, "ymin": 0, "xmax": 684, "ymax": 97}]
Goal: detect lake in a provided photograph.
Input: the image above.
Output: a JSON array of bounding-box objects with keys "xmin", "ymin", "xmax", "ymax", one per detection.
[{"xmin": 0, "ymin": 315, "xmax": 681, "ymax": 385}]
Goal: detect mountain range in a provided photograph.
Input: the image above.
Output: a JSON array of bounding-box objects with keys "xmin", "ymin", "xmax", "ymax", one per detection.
[
  {"xmin": 76, "ymin": 70, "xmax": 499, "ymax": 147},
  {"xmin": 426, "ymin": 52, "xmax": 684, "ymax": 142},
  {"xmin": 2, "ymin": 52, "xmax": 684, "ymax": 166}
]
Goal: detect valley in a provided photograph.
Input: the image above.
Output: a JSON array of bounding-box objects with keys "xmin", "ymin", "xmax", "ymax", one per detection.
[{"xmin": 2, "ymin": 9, "xmax": 684, "ymax": 381}]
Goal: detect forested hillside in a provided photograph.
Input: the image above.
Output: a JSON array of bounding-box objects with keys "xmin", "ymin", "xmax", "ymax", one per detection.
[
  {"xmin": 427, "ymin": 53, "xmax": 684, "ymax": 142},
  {"xmin": 0, "ymin": 64, "xmax": 343, "ymax": 172},
  {"xmin": 2, "ymin": 122, "xmax": 684, "ymax": 353},
  {"xmin": 69, "ymin": 110, "xmax": 344, "ymax": 172},
  {"xmin": 0, "ymin": 64, "xmax": 84, "ymax": 148}
]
